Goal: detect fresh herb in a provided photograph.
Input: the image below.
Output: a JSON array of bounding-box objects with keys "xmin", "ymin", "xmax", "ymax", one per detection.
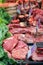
[
  {"xmin": 0, "ymin": 46, "xmax": 5, "ymax": 58},
  {"xmin": 0, "ymin": 23, "xmax": 8, "ymax": 45},
  {"xmin": 0, "ymin": 8, "xmax": 18, "ymax": 65},
  {"xmin": 0, "ymin": 0, "xmax": 5, "ymax": 3},
  {"xmin": 0, "ymin": 61, "xmax": 6, "ymax": 65},
  {"xmin": 0, "ymin": 8, "xmax": 11, "ymax": 24}
]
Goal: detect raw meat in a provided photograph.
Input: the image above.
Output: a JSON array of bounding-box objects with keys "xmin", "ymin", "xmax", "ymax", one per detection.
[
  {"xmin": 12, "ymin": 46, "xmax": 28, "ymax": 60},
  {"xmin": 3, "ymin": 35, "xmax": 29, "ymax": 60},
  {"xmin": 3, "ymin": 36, "xmax": 18, "ymax": 51},
  {"xmin": 15, "ymin": 34, "xmax": 34, "ymax": 43},
  {"xmin": 11, "ymin": 40, "xmax": 29, "ymax": 60},
  {"xmin": 15, "ymin": 41, "xmax": 28, "ymax": 49}
]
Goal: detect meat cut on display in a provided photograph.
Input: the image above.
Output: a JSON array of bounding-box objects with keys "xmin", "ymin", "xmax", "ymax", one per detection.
[
  {"xmin": 12, "ymin": 46, "xmax": 28, "ymax": 60},
  {"xmin": 3, "ymin": 36, "xmax": 18, "ymax": 51},
  {"xmin": 3, "ymin": 36, "xmax": 29, "ymax": 60}
]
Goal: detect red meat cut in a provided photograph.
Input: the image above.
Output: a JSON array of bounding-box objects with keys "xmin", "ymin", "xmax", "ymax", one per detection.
[
  {"xmin": 3, "ymin": 36, "xmax": 18, "ymax": 51},
  {"xmin": 15, "ymin": 41, "xmax": 28, "ymax": 49},
  {"xmin": 12, "ymin": 46, "xmax": 28, "ymax": 60},
  {"xmin": 14, "ymin": 34, "xmax": 34, "ymax": 43},
  {"xmin": 12, "ymin": 40, "xmax": 28, "ymax": 60}
]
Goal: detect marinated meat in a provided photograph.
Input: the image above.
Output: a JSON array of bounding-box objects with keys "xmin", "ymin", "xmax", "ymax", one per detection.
[{"xmin": 3, "ymin": 36, "xmax": 18, "ymax": 51}]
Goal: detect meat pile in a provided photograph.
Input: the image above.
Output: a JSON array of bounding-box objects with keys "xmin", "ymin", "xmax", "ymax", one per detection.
[
  {"xmin": 3, "ymin": 34, "xmax": 43, "ymax": 61},
  {"xmin": 5, "ymin": 8, "xmax": 43, "ymax": 61},
  {"xmin": 3, "ymin": 36, "xmax": 29, "ymax": 60},
  {"xmin": 8, "ymin": 9, "xmax": 43, "ymax": 35},
  {"xmin": 8, "ymin": 24, "xmax": 43, "ymax": 43}
]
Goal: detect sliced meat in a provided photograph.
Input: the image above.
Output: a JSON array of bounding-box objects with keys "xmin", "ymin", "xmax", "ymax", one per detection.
[
  {"xmin": 12, "ymin": 46, "xmax": 28, "ymax": 60},
  {"xmin": 15, "ymin": 41, "xmax": 28, "ymax": 49},
  {"xmin": 3, "ymin": 36, "xmax": 18, "ymax": 51}
]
